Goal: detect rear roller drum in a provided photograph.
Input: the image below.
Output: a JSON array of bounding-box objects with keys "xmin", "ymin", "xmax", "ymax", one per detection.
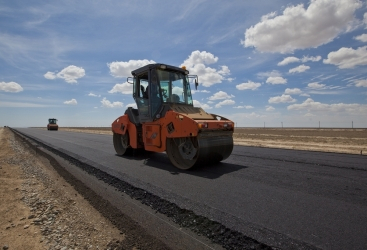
[{"xmin": 113, "ymin": 133, "xmax": 132, "ymax": 156}]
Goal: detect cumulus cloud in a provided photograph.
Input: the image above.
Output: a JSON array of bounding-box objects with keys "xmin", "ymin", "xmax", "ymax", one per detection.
[
  {"xmin": 242, "ymin": 0, "xmax": 362, "ymax": 53},
  {"xmin": 266, "ymin": 106, "xmax": 275, "ymax": 111},
  {"xmin": 302, "ymin": 56, "xmax": 322, "ymax": 63},
  {"xmin": 44, "ymin": 71, "xmax": 56, "ymax": 80},
  {"xmin": 289, "ymin": 64, "xmax": 310, "ymax": 73},
  {"xmin": 108, "ymin": 60, "xmax": 155, "ymax": 78},
  {"xmin": 308, "ymin": 82, "xmax": 326, "ymax": 89},
  {"xmin": 101, "ymin": 97, "xmax": 123, "ymax": 108},
  {"xmin": 354, "ymin": 79, "xmax": 367, "ymax": 87},
  {"xmin": 236, "ymin": 81, "xmax": 261, "ymax": 90},
  {"xmin": 108, "ymin": 82, "xmax": 133, "ymax": 94},
  {"xmin": 193, "ymin": 100, "xmax": 212, "ymax": 110},
  {"xmin": 266, "ymin": 76, "xmax": 287, "ymax": 85},
  {"xmin": 285, "ymin": 88, "xmax": 302, "ymax": 95},
  {"xmin": 268, "ymin": 94, "xmax": 296, "ymax": 103},
  {"xmin": 354, "ymin": 34, "xmax": 367, "ymax": 42},
  {"xmin": 0, "ymin": 81, "xmax": 23, "ymax": 93},
  {"xmin": 57, "ymin": 65, "xmax": 85, "ymax": 83},
  {"xmin": 181, "ymin": 51, "xmax": 230, "ymax": 87},
  {"xmin": 64, "ymin": 99, "xmax": 77, "ymax": 105},
  {"xmin": 215, "ymin": 99, "xmax": 235, "ymax": 108},
  {"xmin": 287, "ymin": 98, "xmax": 367, "ymax": 113},
  {"xmin": 208, "ymin": 91, "xmax": 234, "ymax": 100},
  {"xmin": 44, "ymin": 65, "xmax": 85, "ymax": 84},
  {"xmin": 323, "ymin": 46, "xmax": 367, "ymax": 68}
]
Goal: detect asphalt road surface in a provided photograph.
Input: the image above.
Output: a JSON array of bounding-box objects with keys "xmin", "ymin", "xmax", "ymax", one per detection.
[{"xmin": 14, "ymin": 128, "xmax": 367, "ymax": 250}]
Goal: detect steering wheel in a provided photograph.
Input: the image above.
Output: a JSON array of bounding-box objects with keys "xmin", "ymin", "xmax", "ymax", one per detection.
[{"xmin": 161, "ymin": 89, "xmax": 168, "ymax": 98}]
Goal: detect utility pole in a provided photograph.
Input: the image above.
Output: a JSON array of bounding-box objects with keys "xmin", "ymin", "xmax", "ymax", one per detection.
[
  {"xmin": 352, "ymin": 121, "xmax": 353, "ymax": 129},
  {"xmin": 319, "ymin": 121, "xmax": 320, "ymax": 128},
  {"xmin": 264, "ymin": 122, "xmax": 265, "ymax": 128}
]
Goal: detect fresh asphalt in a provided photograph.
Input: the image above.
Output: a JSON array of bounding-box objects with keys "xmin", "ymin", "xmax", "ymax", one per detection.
[{"xmin": 14, "ymin": 128, "xmax": 367, "ymax": 250}]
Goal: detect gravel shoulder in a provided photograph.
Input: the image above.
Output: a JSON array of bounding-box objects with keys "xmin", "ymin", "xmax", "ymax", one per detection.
[{"xmin": 0, "ymin": 127, "xmax": 128, "ymax": 249}]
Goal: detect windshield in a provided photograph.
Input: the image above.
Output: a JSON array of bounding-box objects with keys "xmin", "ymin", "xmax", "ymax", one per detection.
[
  {"xmin": 157, "ymin": 69, "xmax": 193, "ymax": 105},
  {"xmin": 48, "ymin": 119, "xmax": 57, "ymax": 124}
]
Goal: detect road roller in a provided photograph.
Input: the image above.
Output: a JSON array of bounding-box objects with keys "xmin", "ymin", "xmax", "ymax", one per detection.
[
  {"xmin": 47, "ymin": 118, "xmax": 58, "ymax": 131},
  {"xmin": 111, "ymin": 63, "xmax": 234, "ymax": 169}
]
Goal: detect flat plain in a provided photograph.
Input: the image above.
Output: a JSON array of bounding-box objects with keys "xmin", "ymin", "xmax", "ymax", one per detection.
[{"xmin": 56, "ymin": 127, "xmax": 367, "ymax": 155}]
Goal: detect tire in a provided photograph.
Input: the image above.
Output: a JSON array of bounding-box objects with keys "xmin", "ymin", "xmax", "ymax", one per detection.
[
  {"xmin": 113, "ymin": 133, "xmax": 132, "ymax": 156},
  {"xmin": 166, "ymin": 137, "xmax": 198, "ymax": 170}
]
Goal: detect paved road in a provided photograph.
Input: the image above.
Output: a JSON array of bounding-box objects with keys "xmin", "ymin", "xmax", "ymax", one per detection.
[{"xmin": 15, "ymin": 128, "xmax": 367, "ymax": 249}]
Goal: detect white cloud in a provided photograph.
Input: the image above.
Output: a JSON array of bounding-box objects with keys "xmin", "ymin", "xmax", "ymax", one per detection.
[
  {"xmin": 191, "ymin": 89, "xmax": 210, "ymax": 94},
  {"xmin": 302, "ymin": 55, "xmax": 322, "ymax": 62},
  {"xmin": 193, "ymin": 100, "xmax": 212, "ymax": 110},
  {"xmin": 354, "ymin": 79, "xmax": 367, "ymax": 87},
  {"xmin": 308, "ymin": 82, "xmax": 326, "ymax": 89},
  {"xmin": 64, "ymin": 99, "xmax": 77, "ymax": 105},
  {"xmin": 284, "ymin": 88, "xmax": 302, "ymax": 95},
  {"xmin": 236, "ymin": 81, "xmax": 261, "ymax": 90},
  {"xmin": 266, "ymin": 76, "xmax": 287, "ymax": 85},
  {"xmin": 208, "ymin": 91, "xmax": 234, "ymax": 100},
  {"xmin": 323, "ymin": 46, "xmax": 367, "ymax": 68},
  {"xmin": 44, "ymin": 71, "xmax": 56, "ymax": 80},
  {"xmin": 289, "ymin": 64, "xmax": 310, "ymax": 73},
  {"xmin": 215, "ymin": 99, "xmax": 235, "ymax": 108},
  {"xmin": 278, "ymin": 56, "xmax": 321, "ymax": 66},
  {"xmin": 0, "ymin": 81, "xmax": 23, "ymax": 93},
  {"xmin": 266, "ymin": 105, "xmax": 275, "ymax": 111},
  {"xmin": 278, "ymin": 57, "xmax": 300, "ymax": 66},
  {"xmin": 108, "ymin": 59, "xmax": 155, "ymax": 78},
  {"xmin": 242, "ymin": 0, "xmax": 362, "ymax": 53},
  {"xmin": 88, "ymin": 93, "xmax": 100, "ymax": 97},
  {"xmin": 56, "ymin": 65, "xmax": 85, "ymax": 84},
  {"xmin": 268, "ymin": 94, "xmax": 296, "ymax": 103},
  {"xmin": 354, "ymin": 34, "xmax": 367, "ymax": 42},
  {"xmin": 101, "ymin": 97, "xmax": 123, "ymax": 108},
  {"xmin": 108, "ymin": 82, "xmax": 133, "ymax": 94},
  {"xmin": 257, "ymin": 70, "xmax": 281, "ymax": 78},
  {"xmin": 233, "ymin": 105, "xmax": 254, "ymax": 109},
  {"xmin": 288, "ymin": 98, "xmax": 367, "ymax": 114},
  {"xmin": 182, "ymin": 50, "xmax": 230, "ymax": 87}
]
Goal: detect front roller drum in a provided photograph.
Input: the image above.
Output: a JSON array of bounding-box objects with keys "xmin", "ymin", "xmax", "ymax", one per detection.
[{"xmin": 166, "ymin": 135, "xmax": 233, "ymax": 170}]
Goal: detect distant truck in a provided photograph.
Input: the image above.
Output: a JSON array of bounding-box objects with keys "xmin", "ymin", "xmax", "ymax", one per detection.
[{"xmin": 47, "ymin": 118, "xmax": 58, "ymax": 131}]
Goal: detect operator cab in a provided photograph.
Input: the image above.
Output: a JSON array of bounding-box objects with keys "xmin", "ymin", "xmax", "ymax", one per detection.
[
  {"xmin": 48, "ymin": 118, "xmax": 57, "ymax": 124},
  {"xmin": 128, "ymin": 64, "xmax": 198, "ymax": 123}
]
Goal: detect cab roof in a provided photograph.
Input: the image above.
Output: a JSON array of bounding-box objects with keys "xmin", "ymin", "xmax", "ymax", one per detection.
[{"xmin": 131, "ymin": 63, "xmax": 187, "ymax": 76}]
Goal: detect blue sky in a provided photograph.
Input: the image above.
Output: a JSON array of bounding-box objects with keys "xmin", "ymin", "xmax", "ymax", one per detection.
[{"xmin": 1, "ymin": 0, "xmax": 367, "ymax": 128}]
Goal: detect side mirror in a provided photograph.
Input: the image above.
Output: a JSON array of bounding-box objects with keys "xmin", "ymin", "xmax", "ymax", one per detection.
[
  {"xmin": 127, "ymin": 77, "xmax": 134, "ymax": 84},
  {"xmin": 195, "ymin": 79, "xmax": 198, "ymax": 90}
]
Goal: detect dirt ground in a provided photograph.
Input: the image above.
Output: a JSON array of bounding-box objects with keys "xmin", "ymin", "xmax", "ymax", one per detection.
[
  {"xmin": 58, "ymin": 127, "xmax": 367, "ymax": 155},
  {"xmin": 0, "ymin": 128, "xmax": 126, "ymax": 250}
]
